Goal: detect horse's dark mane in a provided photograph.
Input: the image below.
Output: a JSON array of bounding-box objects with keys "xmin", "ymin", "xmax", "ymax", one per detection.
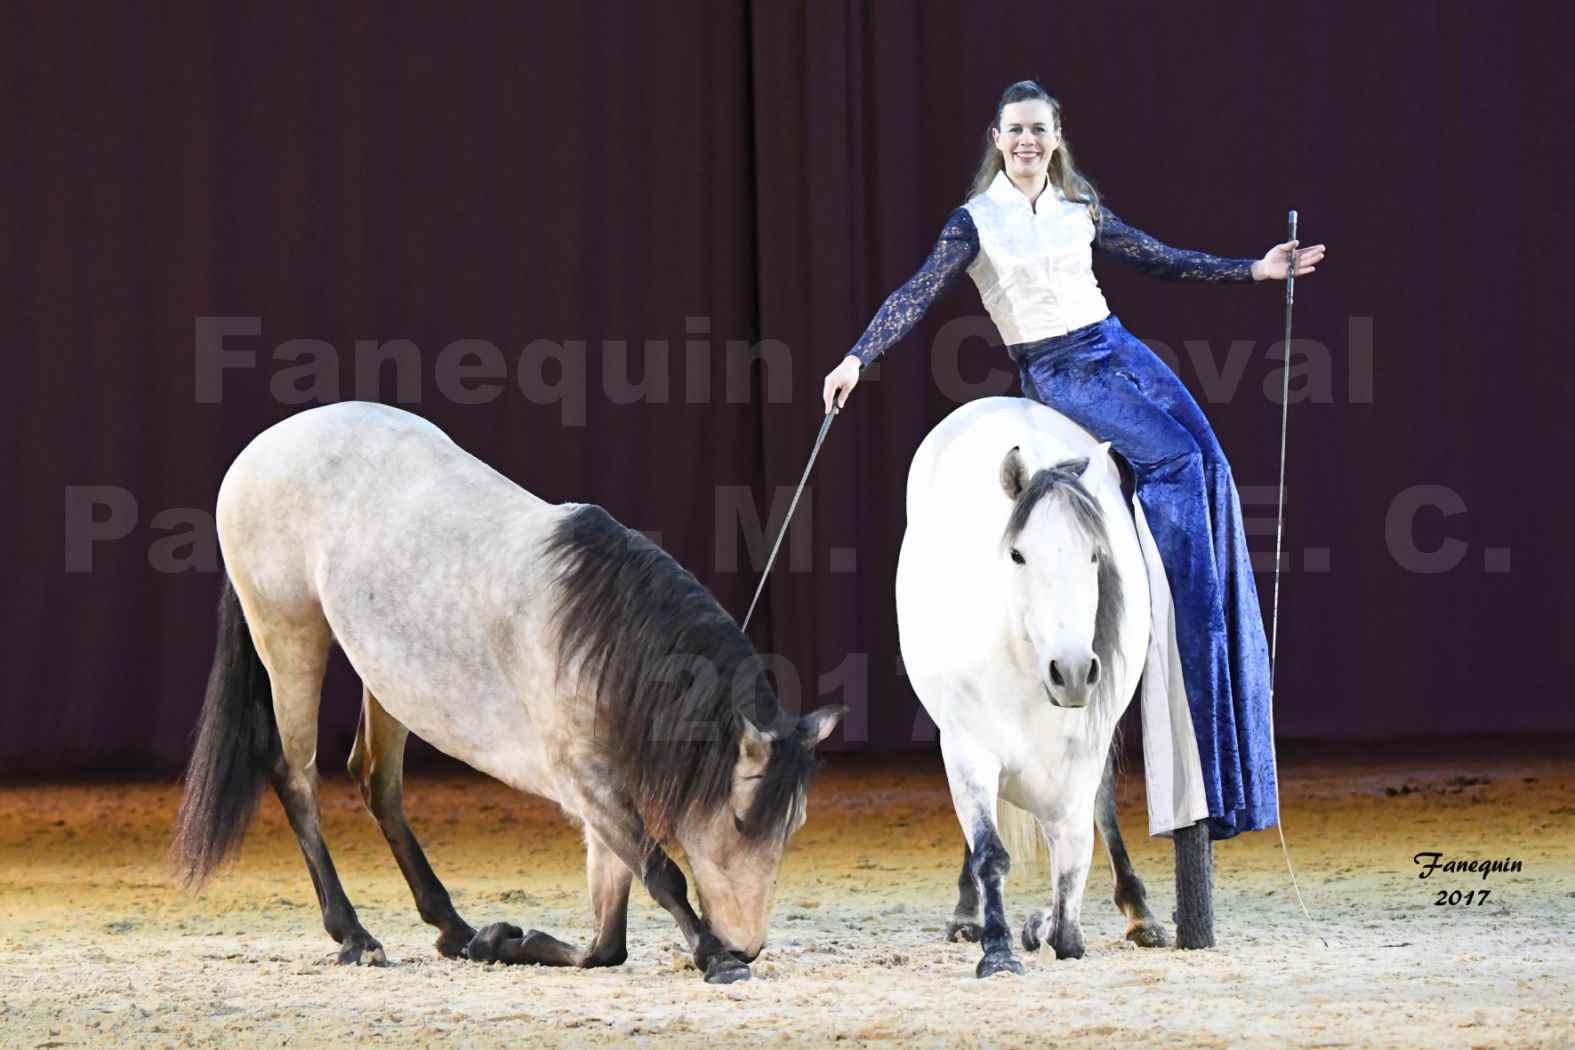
[
  {"xmin": 1002, "ymin": 457, "xmax": 1128, "ymax": 699},
  {"xmin": 542, "ymin": 504, "xmax": 817, "ymax": 846}
]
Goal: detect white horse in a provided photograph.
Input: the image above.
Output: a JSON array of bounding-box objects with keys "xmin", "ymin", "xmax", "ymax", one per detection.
[
  {"xmin": 896, "ymin": 396, "xmax": 1169, "ymax": 977},
  {"xmin": 172, "ymin": 401, "xmax": 843, "ymax": 984}
]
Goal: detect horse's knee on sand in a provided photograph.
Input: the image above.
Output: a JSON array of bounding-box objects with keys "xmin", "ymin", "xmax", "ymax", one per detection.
[
  {"xmin": 465, "ymin": 923, "xmax": 584, "ymax": 967},
  {"xmin": 466, "ymin": 922, "xmax": 527, "ymax": 964}
]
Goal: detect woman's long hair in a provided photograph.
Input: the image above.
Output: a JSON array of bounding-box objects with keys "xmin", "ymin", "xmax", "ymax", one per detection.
[{"xmin": 966, "ymin": 80, "xmax": 1104, "ymax": 235}]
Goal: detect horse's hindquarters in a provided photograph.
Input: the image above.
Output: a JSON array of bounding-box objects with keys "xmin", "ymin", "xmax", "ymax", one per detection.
[{"xmin": 214, "ymin": 403, "xmax": 566, "ymax": 797}]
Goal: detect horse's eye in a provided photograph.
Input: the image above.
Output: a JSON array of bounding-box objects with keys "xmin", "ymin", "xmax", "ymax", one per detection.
[
  {"xmin": 1091, "ymin": 551, "xmax": 1099, "ymax": 563},
  {"xmin": 1010, "ymin": 548, "xmax": 1025, "ymax": 565}
]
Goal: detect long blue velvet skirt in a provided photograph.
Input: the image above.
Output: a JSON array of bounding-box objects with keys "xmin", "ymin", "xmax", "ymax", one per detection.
[{"xmin": 1010, "ymin": 313, "xmax": 1279, "ymax": 839}]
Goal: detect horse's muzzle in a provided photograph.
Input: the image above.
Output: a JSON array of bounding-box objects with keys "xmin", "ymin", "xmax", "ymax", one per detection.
[{"xmin": 1044, "ymin": 682, "xmax": 1090, "ymax": 709}]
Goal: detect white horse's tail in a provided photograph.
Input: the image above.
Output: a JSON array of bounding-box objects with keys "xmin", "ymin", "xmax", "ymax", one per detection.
[{"xmin": 996, "ymin": 800, "xmax": 1046, "ymax": 869}]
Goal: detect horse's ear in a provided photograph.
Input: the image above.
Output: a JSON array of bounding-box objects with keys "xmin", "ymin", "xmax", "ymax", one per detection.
[
  {"xmin": 739, "ymin": 717, "xmax": 775, "ymax": 764},
  {"xmin": 797, "ymin": 705, "xmax": 847, "ymax": 748},
  {"xmin": 1081, "ymin": 441, "xmax": 1114, "ymax": 491},
  {"xmin": 1000, "ymin": 446, "xmax": 1028, "ymax": 500}
]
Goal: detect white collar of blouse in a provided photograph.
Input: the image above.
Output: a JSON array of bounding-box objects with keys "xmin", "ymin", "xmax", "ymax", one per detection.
[{"xmin": 984, "ymin": 168, "xmax": 1064, "ymax": 210}]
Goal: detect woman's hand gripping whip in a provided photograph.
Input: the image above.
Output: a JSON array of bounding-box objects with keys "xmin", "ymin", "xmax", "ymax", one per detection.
[
  {"xmin": 1269, "ymin": 210, "xmax": 1326, "ymax": 946},
  {"xmin": 740, "ymin": 401, "xmax": 840, "ymax": 633}
]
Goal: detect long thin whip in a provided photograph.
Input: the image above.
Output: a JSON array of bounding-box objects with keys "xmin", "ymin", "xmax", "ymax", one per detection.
[
  {"xmin": 1268, "ymin": 209, "xmax": 1326, "ymax": 946},
  {"xmin": 740, "ymin": 401, "xmax": 840, "ymax": 633}
]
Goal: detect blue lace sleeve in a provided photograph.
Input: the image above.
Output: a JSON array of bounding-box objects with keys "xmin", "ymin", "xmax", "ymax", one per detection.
[
  {"xmin": 849, "ymin": 208, "xmax": 980, "ymax": 368},
  {"xmin": 1094, "ymin": 205, "xmax": 1257, "ymax": 283}
]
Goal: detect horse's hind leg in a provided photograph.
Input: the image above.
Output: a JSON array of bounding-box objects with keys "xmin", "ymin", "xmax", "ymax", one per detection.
[
  {"xmin": 1092, "ymin": 751, "xmax": 1170, "ymax": 947},
  {"xmin": 944, "ymin": 844, "xmax": 983, "ymax": 942},
  {"xmin": 256, "ymin": 615, "xmax": 384, "ymax": 965},
  {"xmin": 347, "ymin": 688, "xmax": 476, "ymax": 958}
]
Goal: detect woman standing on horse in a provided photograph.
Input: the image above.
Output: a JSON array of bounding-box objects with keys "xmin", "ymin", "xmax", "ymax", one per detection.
[{"xmin": 822, "ymin": 79, "xmax": 1324, "ymax": 892}]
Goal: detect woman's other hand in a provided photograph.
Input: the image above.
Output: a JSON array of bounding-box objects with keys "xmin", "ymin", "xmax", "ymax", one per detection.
[
  {"xmin": 823, "ymin": 355, "xmax": 862, "ymax": 415},
  {"xmin": 1252, "ymin": 239, "xmax": 1326, "ymax": 281}
]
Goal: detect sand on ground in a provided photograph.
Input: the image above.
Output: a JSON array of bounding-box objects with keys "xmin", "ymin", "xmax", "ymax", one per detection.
[{"xmin": 1, "ymin": 746, "xmax": 1572, "ymax": 1048}]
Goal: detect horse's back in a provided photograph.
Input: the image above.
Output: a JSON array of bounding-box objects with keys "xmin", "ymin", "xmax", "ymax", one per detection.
[
  {"xmin": 214, "ymin": 403, "xmax": 573, "ymax": 790},
  {"xmin": 904, "ymin": 397, "xmax": 1106, "ymax": 526},
  {"xmin": 217, "ymin": 402, "xmax": 552, "ymax": 573}
]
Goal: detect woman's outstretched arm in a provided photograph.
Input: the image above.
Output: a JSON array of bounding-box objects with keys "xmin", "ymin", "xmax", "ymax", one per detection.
[
  {"xmin": 847, "ymin": 207, "xmax": 981, "ymax": 368},
  {"xmin": 1093, "ymin": 205, "xmax": 1260, "ymax": 282}
]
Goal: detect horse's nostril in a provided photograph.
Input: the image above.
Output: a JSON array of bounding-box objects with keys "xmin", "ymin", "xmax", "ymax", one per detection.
[
  {"xmin": 1087, "ymin": 656, "xmax": 1100, "ymax": 685},
  {"xmin": 1049, "ymin": 660, "xmax": 1064, "ymax": 686}
]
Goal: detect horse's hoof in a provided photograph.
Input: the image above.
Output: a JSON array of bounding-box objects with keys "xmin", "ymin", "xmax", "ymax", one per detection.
[
  {"xmin": 466, "ymin": 922, "xmax": 525, "ymax": 963},
  {"xmin": 335, "ymin": 933, "xmax": 387, "ymax": 967},
  {"xmin": 976, "ymin": 951, "xmax": 1024, "ymax": 978},
  {"xmin": 1021, "ymin": 908, "xmax": 1052, "ymax": 952},
  {"xmin": 1126, "ymin": 921, "xmax": 1170, "ymax": 949},
  {"xmin": 945, "ymin": 920, "xmax": 983, "ymax": 943},
  {"xmin": 703, "ymin": 954, "xmax": 752, "ymax": 985},
  {"xmin": 437, "ymin": 924, "xmax": 479, "ymax": 959},
  {"xmin": 1052, "ymin": 929, "xmax": 1086, "ymax": 960}
]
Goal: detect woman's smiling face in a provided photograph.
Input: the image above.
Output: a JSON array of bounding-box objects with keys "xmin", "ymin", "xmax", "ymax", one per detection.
[{"xmin": 990, "ymin": 99, "xmax": 1059, "ymax": 180}]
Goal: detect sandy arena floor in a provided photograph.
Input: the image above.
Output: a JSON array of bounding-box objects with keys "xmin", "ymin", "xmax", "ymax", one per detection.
[{"xmin": 2, "ymin": 744, "xmax": 1572, "ymax": 1048}]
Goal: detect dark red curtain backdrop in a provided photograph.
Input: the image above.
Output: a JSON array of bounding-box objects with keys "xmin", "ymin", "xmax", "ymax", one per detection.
[{"xmin": 4, "ymin": 3, "xmax": 1569, "ymax": 774}]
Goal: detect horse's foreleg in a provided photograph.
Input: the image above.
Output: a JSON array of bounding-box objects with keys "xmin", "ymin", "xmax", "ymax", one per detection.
[
  {"xmin": 941, "ymin": 736, "xmax": 1021, "ymax": 978},
  {"xmin": 465, "ymin": 828, "xmax": 629, "ymax": 969},
  {"xmin": 348, "ymin": 689, "xmax": 476, "ymax": 958},
  {"xmin": 465, "ymin": 923, "xmax": 582, "ymax": 966},
  {"xmin": 636, "ymin": 846, "xmax": 749, "ymax": 982},
  {"xmin": 1093, "ymin": 750, "xmax": 1169, "ymax": 947},
  {"xmin": 467, "ymin": 787, "xmax": 738, "ymax": 980},
  {"xmin": 944, "ymin": 844, "xmax": 984, "ymax": 942},
  {"xmin": 1022, "ymin": 816, "xmax": 1093, "ymax": 959},
  {"xmin": 580, "ymin": 829, "xmax": 633, "ymax": 967},
  {"xmin": 1173, "ymin": 821, "xmax": 1216, "ymax": 949},
  {"xmin": 576, "ymin": 795, "xmax": 744, "ymax": 983},
  {"xmin": 259, "ymin": 624, "xmax": 383, "ymax": 965}
]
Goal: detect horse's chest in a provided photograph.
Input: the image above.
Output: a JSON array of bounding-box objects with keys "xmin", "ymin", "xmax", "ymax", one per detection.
[
  {"xmin": 937, "ymin": 677, "xmax": 1107, "ymax": 810},
  {"xmin": 1000, "ymin": 745, "xmax": 1101, "ymax": 817}
]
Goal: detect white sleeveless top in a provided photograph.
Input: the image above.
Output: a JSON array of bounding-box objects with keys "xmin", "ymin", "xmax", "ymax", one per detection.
[{"xmin": 962, "ymin": 169, "xmax": 1111, "ymax": 344}]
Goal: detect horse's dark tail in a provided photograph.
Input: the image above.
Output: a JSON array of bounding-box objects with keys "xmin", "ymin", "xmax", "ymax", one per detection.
[{"xmin": 170, "ymin": 572, "xmax": 280, "ymax": 888}]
